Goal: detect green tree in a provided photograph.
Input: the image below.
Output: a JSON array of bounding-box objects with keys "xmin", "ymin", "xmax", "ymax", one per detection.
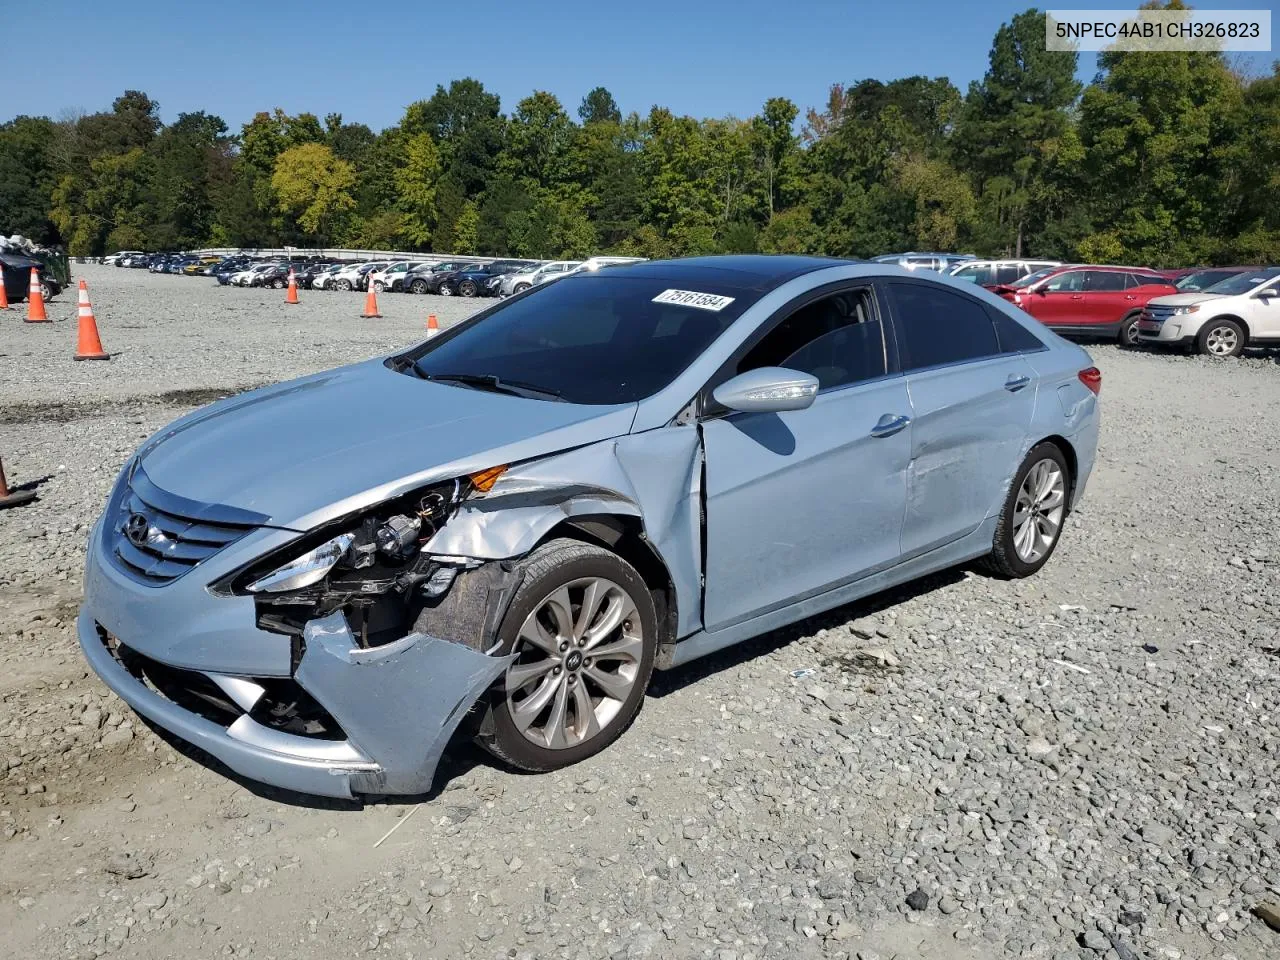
[
  {"xmin": 271, "ymin": 142, "xmax": 357, "ymax": 238},
  {"xmin": 954, "ymin": 8, "xmax": 1080, "ymax": 256},
  {"xmin": 578, "ymin": 87, "xmax": 621, "ymax": 125},
  {"xmin": 453, "ymin": 200, "xmax": 480, "ymax": 254},
  {"xmin": 503, "ymin": 91, "xmax": 575, "ymax": 188},
  {"xmin": 394, "ymin": 133, "xmax": 442, "ymax": 247},
  {"xmin": 0, "ymin": 116, "xmax": 60, "ymax": 242}
]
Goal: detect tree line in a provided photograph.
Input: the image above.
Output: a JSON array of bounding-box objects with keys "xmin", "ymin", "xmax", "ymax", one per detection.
[{"xmin": 2, "ymin": 6, "xmax": 1278, "ymax": 268}]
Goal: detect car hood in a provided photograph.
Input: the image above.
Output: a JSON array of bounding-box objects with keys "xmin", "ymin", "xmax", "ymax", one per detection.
[
  {"xmin": 1148, "ymin": 292, "xmax": 1225, "ymax": 307},
  {"xmin": 137, "ymin": 359, "xmax": 638, "ymax": 530}
]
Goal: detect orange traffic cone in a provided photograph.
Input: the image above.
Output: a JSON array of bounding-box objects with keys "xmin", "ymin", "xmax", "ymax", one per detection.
[
  {"xmin": 24, "ymin": 268, "xmax": 49, "ymax": 323},
  {"xmin": 0, "ymin": 457, "xmax": 37, "ymax": 509},
  {"xmin": 285, "ymin": 269, "xmax": 299, "ymax": 304},
  {"xmin": 425, "ymin": 314, "xmax": 440, "ymax": 338},
  {"xmin": 361, "ymin": 282, "xmax": 381, "ymax": 318},
  {"xmin": 74, "ymin": 280, "xmax": 109, "ymax": 361},
  {"xmin": 0, "ymin": 274, "xmax": 10, "ymax": 310}
]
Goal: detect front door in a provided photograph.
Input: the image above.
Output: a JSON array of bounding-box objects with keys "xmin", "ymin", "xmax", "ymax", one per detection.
[{"xmin": 700, "ymin": 283, "xmax": 911, "ymax": 631}]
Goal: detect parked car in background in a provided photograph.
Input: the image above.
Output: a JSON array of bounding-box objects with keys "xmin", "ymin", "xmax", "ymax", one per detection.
[
  {"xmin": 368, "ymin": 261, "xmax": 425, "ymax": 293},
  {"xmin": 253, "ymin": 263, "xmax": 296, "ymax": 289},
  {"xmin": 992, "ymin": 264, "xmax": 1176, "ymax": 345},
  {"xmin": 403, "ymin": 261, "xmax": 475, "ymax": 294},
  {"xmin": 871, "ymin": 252, "xmax": 976, "ymax": 273},
  {"xmin": 311, "ymin": 263, "xmax": 352, "ymax": 290},
  {"xmin": 1, "ymin": 252, "xmax": 61, "ymax": 301},
  {"xmin": 183, "ymin": 256, "xmax": 223, "ymax": 276},
  {"xmin": 949, "ymin": 259, "xmax": 1060, "ymax": 288},
  {"xmin": 354, "ymin": 262, "xmax": 391, "ymax": 292},
  {"xmin": 499, "ymin": 261, "xmax": 582, "ymax": 296},
  {"xmin": 292, "ymin": 262, "xmax": 335, "ymax": 289},
  {"xmin": 231, "ymin": 263, "xmax": 280, "ymax": 287},
  {"xmin": 1138, "ymin": 266, "xmax": 1280, "ymax": 356},
  {"xmin": 447, "ymin": 260, "xmax": 538, "ymax": 297},
  {"xmin": 105, "ymin": 251, "xmax": 144, "ymax": 266},
  {"xmin": 76, "ymin": 255, "xmax": 1099, "ymax": 799},
  {"xmin": 1169, "ymin": 266, "xmax": 1261, "ymax": 293}
]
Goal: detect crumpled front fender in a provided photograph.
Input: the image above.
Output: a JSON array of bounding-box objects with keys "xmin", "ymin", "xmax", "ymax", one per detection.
[
  {"xmin": 422, "ymin": 428, "xmax": 704, "ymax": 637},
  {"xmin": 296, "ymin": 612, "xmax": 515, "ymax": 796}
]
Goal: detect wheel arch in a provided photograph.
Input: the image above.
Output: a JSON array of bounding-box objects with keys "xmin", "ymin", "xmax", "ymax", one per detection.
[
  {"xmin": 532, "ymin": 515, "xmax": 679, "ymax": 668},
  {"xmin": 1032, "ymin": 434, "xmax": 1078, "ymax": 507},
  {"xmin": 1203, "ymin": 313, "xmax": 1249, "ymax": 338}
]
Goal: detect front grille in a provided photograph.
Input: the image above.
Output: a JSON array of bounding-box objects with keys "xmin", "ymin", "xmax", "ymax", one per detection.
[
  {"xmin": 107, "ymin": 464, "xmax": 268, "ymax": 585},
  {"xmin": 1142, "ymin": 305, "xmax": 1178, "ymax": 324}
]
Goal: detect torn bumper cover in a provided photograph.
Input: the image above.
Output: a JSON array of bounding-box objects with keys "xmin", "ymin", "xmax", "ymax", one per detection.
[{"xmin": 77, "ymin": 602, "xmax": 513, "ymax": 800}]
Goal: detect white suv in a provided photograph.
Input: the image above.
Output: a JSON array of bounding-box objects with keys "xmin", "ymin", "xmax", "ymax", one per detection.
[
  {"xmin": 1138, "ymin": 267, "xmax": 1280, "ymax": 357},
  {"xmin": 498, "ymin": 260, "xmax": 580, "ymax": 296}
]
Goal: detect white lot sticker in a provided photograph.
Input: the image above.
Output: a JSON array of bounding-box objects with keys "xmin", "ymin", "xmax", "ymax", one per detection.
[{"xmin": 652, "ymin": 288, "xmax": 736, "ymax": 311}]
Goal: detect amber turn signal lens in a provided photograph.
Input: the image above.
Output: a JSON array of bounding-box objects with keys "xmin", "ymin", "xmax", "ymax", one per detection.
[{"xmin": 469, "ymin": 465, "xmax": 508, "ymax": 492}]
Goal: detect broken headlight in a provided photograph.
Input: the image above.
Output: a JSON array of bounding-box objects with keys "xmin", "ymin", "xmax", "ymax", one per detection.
[{"xmin": 247, "ymin": 533, "xmax": 356, "ymax": 593}]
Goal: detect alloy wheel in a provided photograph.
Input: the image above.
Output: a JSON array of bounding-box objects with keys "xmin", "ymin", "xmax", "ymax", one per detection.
[
  {"xmin": 1012, "ymin": 459, "xmax": 1065, "ymax": 564},
  {"xmin": 505, "ymin": 577, "xmax": 643, "ymax": 750},
  {"xmin": 1205, "ymin": 324, "xmax": 1239, "ymax": 356}
]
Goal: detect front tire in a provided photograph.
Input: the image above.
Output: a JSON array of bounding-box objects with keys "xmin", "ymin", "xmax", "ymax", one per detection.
[
  {"xmin": 337, "ymin": 279, "xmax": 352, "ymax": 292},
  {"xmin": 986, "ymin": 442, "xmax": 1070, "ymax": 578},
  {"xmin": 374, "ymin": 281, "xmax": 385, "ymax": 293},
  {"xmin": 439, "ymin": 283, "xmax": 454, "ymax": 296},
  {"xmin": 410, "ymin": 279, "xmax": 428, "ymax": 295},
  {"xmin": 459, "ymin": 280, "xmax": 477, "ymax": 297},
  {"xmin": 513, "ymin": 283, "xmax": 530, "ymax": 294},
  {"xmin": 1198, "ymin": 318, "xmax": 1244, "ymax": 357},
  {"xmin": 1118, "ymin": 311, "xmax": 1141, "ymax": 347},
  {"xmin": 482, "ymin": 539, "xmax": 657, "ymax": 773},
  {"xmin": 40, "ymin": 282, "xmax": 55, "ymax": 301}
]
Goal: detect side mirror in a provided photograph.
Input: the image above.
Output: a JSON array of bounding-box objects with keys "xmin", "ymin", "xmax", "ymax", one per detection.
[
  {"xmin": 1255, "ymin": 287, "xmax": 1279, "ymax": 299},
  {"xmin": 712, "ymin": 367, "xmax": 819, "ymax": 414}
]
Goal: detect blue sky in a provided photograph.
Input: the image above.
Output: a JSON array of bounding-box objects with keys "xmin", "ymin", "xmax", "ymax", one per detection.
[{"xmin": 11, "ymin": 0, "xmax": 1276, "ymax": 131}]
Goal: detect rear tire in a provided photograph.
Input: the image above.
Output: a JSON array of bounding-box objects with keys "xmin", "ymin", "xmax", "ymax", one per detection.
[
  {"xmin": 337, "ymin": 279, "xmax": 352, "ymax": 292},
  {"xmin": 439, "ymin": 283, "xmax": 454, "ymax": 296},
  {"xmin": 1198, "ymin": 318, "xmax": 1244, "ymax": 357},
  {"xmin": 459, "ymin": 280, "xmax": 477, "ymax": 297},
  {"xmin": 481, "ymin": 539, "xmax": 657, "ymax": 773},
  {"xmin": 513, "ymin": 283, "xmax": 530, "ymax": 294},
  {"xmin": 986, "ymin": 442, "xmax": 1071, "ymax": 579}
]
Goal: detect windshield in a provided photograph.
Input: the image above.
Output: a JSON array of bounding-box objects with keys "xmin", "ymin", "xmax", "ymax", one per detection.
[
  {"xmin": 407, "ymin": 274, "xmax": 761, "ymax": 404},
  {"xmin": 1203, "ymin": 268, "xmax": 1280, "ymax": 296},
  {"xmin": 1175, "ymin": 269, "xmax": 1234, "ymax": 291},
  {"xmin": 1011, "ymin": 267, "xmax": 1060, "ymax": 289}
]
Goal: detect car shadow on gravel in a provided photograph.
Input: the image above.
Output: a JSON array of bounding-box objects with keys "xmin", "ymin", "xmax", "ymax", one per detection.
[{"xmin": 647, "ymin": 564, "xmax": 969, "ymax": 698}]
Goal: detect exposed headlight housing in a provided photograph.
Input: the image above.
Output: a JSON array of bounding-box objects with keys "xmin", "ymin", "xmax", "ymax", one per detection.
[
  {"xmin": 1173, "ymin": 305, "xmax": 1200, "ymax": 315},
  {"xmin": 247, "ymin": 533, "xmax": 355, "ymax": 593}
]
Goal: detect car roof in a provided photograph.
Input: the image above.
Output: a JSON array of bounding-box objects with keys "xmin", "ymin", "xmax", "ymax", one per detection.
[{"xmin": 610, "ymin": 255, "xmax": 855, "ymax": 292}]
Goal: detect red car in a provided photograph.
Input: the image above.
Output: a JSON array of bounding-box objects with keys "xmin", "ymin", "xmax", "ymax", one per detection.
[{"xmin": 992, "ymin": 265, "xmax": 1177, "ymax": 346}]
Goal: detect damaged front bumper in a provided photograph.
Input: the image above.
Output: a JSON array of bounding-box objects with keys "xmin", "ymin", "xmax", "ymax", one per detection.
[{"xmin": 78, "ymin": 527, "xmax": 512, "ymax": 799}]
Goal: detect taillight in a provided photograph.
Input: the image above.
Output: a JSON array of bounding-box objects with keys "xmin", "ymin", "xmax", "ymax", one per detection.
[{"xmin": 1078, "ymin": 367, "xmax": 1102, "ymax": 395}]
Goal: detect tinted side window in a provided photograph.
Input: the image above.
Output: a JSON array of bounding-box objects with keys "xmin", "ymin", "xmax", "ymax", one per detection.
[
  {"xmin": 995, "ymin": 264, "xmax": 1022, "ymax": 284},
  {"xmin": 738, "ymin": 289, "xmax": 886, "ymax": 391},
  {"xmin": 888, "ymin": 282, "xmax": 1000, "ymax": 371},
  {"xmin": 1134, "ymin": 273, "xmax": 1168, "ymax": 286},
  {"xmin": 1085, "ymin": 271, "xmax": 1127, "ymax": 291},
  {"xmin": 1043, "ymin": 270, "xmax": 1084, "ymax": 292},
  {"xmin": 990, "ymin": 308, "xmax": 1047, "ymax": 353}
]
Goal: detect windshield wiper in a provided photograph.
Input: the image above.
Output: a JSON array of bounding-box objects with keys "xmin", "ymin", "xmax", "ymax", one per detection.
[{"xmin": 413, "ymin": 367, "xmax": 564, "ymax": 401}]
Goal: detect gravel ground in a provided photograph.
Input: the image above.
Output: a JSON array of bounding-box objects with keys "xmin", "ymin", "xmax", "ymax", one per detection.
[{"xmin": 1, "ymin": 264, "xmax": 1279, "ymax": 960}]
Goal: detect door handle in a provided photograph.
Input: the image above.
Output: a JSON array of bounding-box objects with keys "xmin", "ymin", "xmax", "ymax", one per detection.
[
  {"xmin": 1124, "ymin": 294, "xmax": 1136, "ymax": 300},
  {"xmin": 1004, "ymin": 374, "xmax": 1031, "ymax": 392},
  {"xmin": 870, "ymin": 413, "xmax": 911, "ymax": 438},
  {"xmin": 1070, "ymin": 294, "xmax": 1084, "ymax": 300}
]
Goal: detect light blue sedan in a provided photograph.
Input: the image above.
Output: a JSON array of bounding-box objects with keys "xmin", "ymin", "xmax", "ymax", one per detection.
[{"xmin": 78, "ymin": 256, "xmax": 1100, "ymax": 798}]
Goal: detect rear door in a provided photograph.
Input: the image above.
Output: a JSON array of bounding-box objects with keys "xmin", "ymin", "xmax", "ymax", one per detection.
[
  {"xmin": 1079, "ymin": 270, "xmax": 1132, "ymax": 327},
  {"xmin": 883, "ymin": 279, "xmax": 1038, "ymax": 557}
]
